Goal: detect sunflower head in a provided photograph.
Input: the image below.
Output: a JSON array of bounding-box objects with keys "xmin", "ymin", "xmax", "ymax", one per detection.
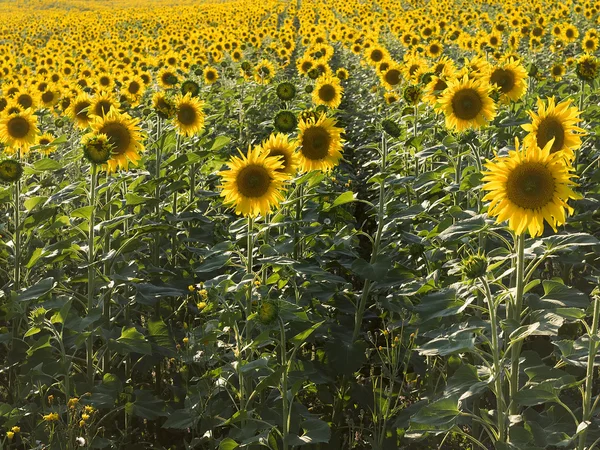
[
  {"xmin": 276, "ymin": 82, "xmax": 296, "ymax": 101},
  {"xmin": 181, "ymin": 80, "xmax": 201, "ymax": 97},
  {"xmin": 0, "ymin": 109, "xmax": 39, "ymax": 153},
  {"xmin": 575, "ymin": 54, "xmax": 600, "ymax": 82},
  {"xmin": 256, "ymin": 133, "xmax": 298, "ymax": 175},
  {"xmin": 0, "ymin": 159, "xmax": 23, "ymax": 183},
  {"xmin": 274, "ymin": 110, "xmax": 298, "ymax": 133},
  {"xmin": 297, "ymin": 113, "xmax": 344, "ymax": 173},
  {"xmin": 313, "ymin": 74, "xmax": 343, "ymax": 109},
  {"xmin": 487, "ymin": 59, "xmax": 528, "ymax": 103},
  {"xmin": 482, "ymin": 138, "xmax": 580, "ymax": 237},
  {"xmin": 522, "ymin": 97, "xmax": 585, "ymax": 161},
  {"xmin": 152, "ymin": 92, "xmax": 176, "ymax": 119},
  {"xmin": 219, "ymin": 145, "xmax": 290, "ymax": 217},
  {"xmin": 82, "ymin": 133, "xmax": 113, "ymax": 165},
  {"xmin": 90, "ymin": 109, "xmax": 145, "ymax": 173},
  {"xmin": 173, "ymin": 93, "xmax": 205, "ymax": 137},
  {"xmin": 439, "ymin": 76, "xmax": 497, "ymax": 132},
  {"xmin": 403, "ymin": 85, "xmax": 422, "ymax": 106},
  {"xmin": 381, "ymin": 119, "xmax": 403, "ymax": 138}
]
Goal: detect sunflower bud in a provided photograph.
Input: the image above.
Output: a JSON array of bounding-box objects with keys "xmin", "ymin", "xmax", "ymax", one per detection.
[
  {"xmin": 381, "ymin": 119, "xmax": 402, "ymax": 138},
  {"xmin": 460, "ymin": 253, "xmax": 488, "ymax": 279},
  {"xmin": 0, "ymin": 159, "xmax": 23, "ymax": 183},
  {"xmin": 274, "ymin": 110, "xmax": 298, "ymax": 133},
  {"xmin": 276, "ymin": 81, "xmax": 296, "ymax": 101},
  {"xmin": 257, "ymin": 300, "xmax": 280, "ymax": 326}
]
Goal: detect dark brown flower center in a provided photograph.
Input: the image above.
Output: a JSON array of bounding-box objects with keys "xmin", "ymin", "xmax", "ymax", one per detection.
[
  {"xmin": 490, "ymin": 68, "xmax": 516, "ymax": 93},
  {"xmin": 100, "ymin": 122, "xmax": 131, "ymax": 155},
  {"xmin": 177, "ymin": 104, "xmax": 197, "ymax": 125},
  {"xmin": 236, "ymin": 164, "xmax": 271, "ymax": 197},
  {"xmin": 8, "ymin": 116, "xmax": 30, "ymax": 138},
  {"xmin": 301, "ymin": 126, "xmax": 331, "ymax": 161},
  {"xmin": 536, "ymin": 117, "xmax": 565, "ymax": 153},
  {"xmin": 384, "ymin": 69, "xmax": 401, "ymax": 86},
  {"xmin": 506, "ymin": 162, "xmax": 555, "ymax": 210},
  {"xmin": 451, "ymin": 88, "xmax": 483, "ymax": 120},
  {"xmin": 318, "ymin": 84, "xmax": 336, "ymax": 102}
]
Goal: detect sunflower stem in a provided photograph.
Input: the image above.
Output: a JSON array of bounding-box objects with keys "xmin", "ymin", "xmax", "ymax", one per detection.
[
  {"xmin": 279, "ymin": 317, "xmax": 289, "ymax": 450},
  {"xmin": 87, "ymin": 163, "xmax": 98, "ymax": 387},
  {"xmin": 353, "ymin": 131, "xmax": 387, "ymax": 342},
  {"xmin": 578, "ymin": 292, "xmax": 600, "ymax": 450},
  {"xmin": 293, "ymin": 183, "xmax": 304, "ymax": 260},
  {"xmin": 480, "ymin": 276, "xmax": 506, "ymax": 444},
  {"xmin": 509, "ymin": 233, "xmax": 525, "ymax": 416},
  {"xmin": 9, "ymin": 154, "xmax": 22, "ymax": 400}
]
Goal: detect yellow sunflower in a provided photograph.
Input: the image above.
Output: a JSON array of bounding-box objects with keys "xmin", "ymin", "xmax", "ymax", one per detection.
[
  {"xmin": 67, "ymin": 93, "xmax": 94, "ymax": 129},
  {"xmin": 203, "ymin": 66, "xmax": 219, "ymax": 85},
  {"xmin": 439, "ymin": 76, "xmax": 496, "ymax": 132},
  {"xmin": 172, "ymin": 93, "xmax": 205, "ymax": 137},
  {"xmin": 0, "ymin": 109, "xmax": 39, "ymax": 152},
  {"xmin": 424, "ymin": 76, "xmax": 449, "ymax": 110},
  {"xmin": 90, "ymin": 109, "xmax": 145, "ymax": 173},
  {"xmin": 254, "ymin": 59, "xmax": 276, "ymax": 84},
  {"xmin": 312, "ymin": 74, "xmax": 343, "ymax": 109},
  {"xmin": 522, "ymin": 97, "xmax": 585, "ymax": 161},
  {"xmin": 486, "ymin": 59, "xmax": 528, "ymax": 103},
  {"xmin": 36, "ymin": 133, "xmax": 56, "ymax": 155},
  {"xmin": 90, "ymin": 91, "xmax": 120, "ymax": 118},
  {"xmin": 297, "ymin": 113, "xmax": 344, "ymax": 173},
  {"xmin": 482, "ymin": 138, "xmax": 579, "ymax": 237},
  {"xmin": 256, "ymin": 133, "xmax": 298, "ymax": 175},
  {"xmin": 219, "ymin": 145, "xmax": 289, "ymax": 217}
]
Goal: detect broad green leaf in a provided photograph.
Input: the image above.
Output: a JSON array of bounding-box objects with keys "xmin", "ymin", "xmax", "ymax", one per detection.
[
  {"xmin": 408, "ymin": 395, "xmax": 461, "ymax": 433},
  {"xmin": 114, "ymin": 327, "xmax": 152, "ymax": 355},
  {"xmin": 290, "ymin": 320, "xmax": 324, "ymax": 348},
  {"xmin": 219, "ymin": 438, "xmax": 239, "ymax": 450},
  {"xmin": 125, "ymin": 193, "xmax": 152, "ymax": 206},
  {"xmin": 18, "ymin": 277, "xmax": 55, "ymax": 302},
  {"xmin": 285, "ymin": 419, "xmax": 330, "ymax": 445},
  {"xmin": 71, "ymin": 206, "xmax": 94, "ymax": 221}
]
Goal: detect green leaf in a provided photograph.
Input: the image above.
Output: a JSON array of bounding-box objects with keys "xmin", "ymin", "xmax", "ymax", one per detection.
[
  {"xmin": 71, "ymin": 206, "xmax": 93, "ymax": 221},
  {"xmin": 24, "ymin": 196, "xmax": 48, "ymax": 211},
  {"xmin": 219, "ymin": 438, "xmax": 239, "ymax": 450},
  {"xmin": 285, "ymin": 419, "xmax": 330, "ymax": 445},
  {"xmin": 26, "ymin": 248, "xmax": 44, "ymax": 269},
  {"xmin": 322, "ymin": 191, "xmax": 356, "ymax": 211},
  {"xmin": 147, "ymin": 319, "xmax": 175, "ymax": 350},
  {"xmin": 33, "ymin": 158, "xmax": 62, "ymax": 171},
  {"xmin": 50, "ymin": 300, "xmax": 72, "ymax": 324},
  {"xmin": 162, "ymin": 409, "xmax": 198, "ymax": 429},
  {"xmin": 324, "ymin": 336, "xmax": 367, "ymax": 375},
  {"xmin": 114, "ymin": 327, "xmax": 152, "ymax": 355},
  {"xmin": 125, "ymin": 193, "xmax": 151, "ymax": 206},
  {"xmin": 444, "ymin": 364, "xmax": 488, "ymax": 400},
  {"xmin": 127, "ymin": 390, "xmax": 168, "ymax": 420},
  {"xmin": 351, "ymin": 255, "xmax": 392, "ymax": 281},
  {"xmin": 209, "ymin": 135, "xmax": 231, "ymax": 151},
  {"xmin": 18, "ymin": 277, "xmax": 55, "ymax": 302},
  {"xmin": 514, "ymin": 384, "xmax": 557, "ymax": 406},
  {"xmin": 290, "ymin": 320, "xmax": 324, "ymax": 348},
  {"xmin": 408, "ymin": 395, "xmax": 460, "ymax": 433},
  {"xmin": 26, "ymin": 335, "xmax": 52, "ymax": 357}
]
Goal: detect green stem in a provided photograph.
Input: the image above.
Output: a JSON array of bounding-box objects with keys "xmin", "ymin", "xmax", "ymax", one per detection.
[
  {"xmin": 13, "ymin": 174, "xmax": 21, "ymax": 291},
  {"xmin": 87, "ymin": 163, "xmax": 98, "ymax": 387},
  {"xmin": 246, "ymin": 216, "xmax": 254, "ymax": 343},
  {"xmin": 353, "ymin": 132, "xmax": 387, "ymax": 342},
  {"xmin": 481, "ymin": 276, "xmax": 506, "ymax": 443},
  {"xmin": 509, "ymin": 233, "xmax": 525, "ymax": 416},
  {"xmin": 578, "ymin": 294, "xmax": 600, "ymax": 450},
  {"xmin": 293, "ymin": 184, "xmax": 304, "ymax": 260},
  {"xmin": 279, "ymin": 318, "xmax": 289, "ymax": 450}
]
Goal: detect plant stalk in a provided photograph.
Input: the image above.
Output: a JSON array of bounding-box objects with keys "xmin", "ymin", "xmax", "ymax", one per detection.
[
  {"xmin": 509, "ymin": 233, "xmax": 525, "ymax": 416},
  {"xmin": 87, "ymin": 163, "xmax": 98, "ymax": 387}
]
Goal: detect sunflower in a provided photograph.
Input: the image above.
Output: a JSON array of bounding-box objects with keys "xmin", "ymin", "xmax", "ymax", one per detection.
[
  {"xmin": 39, "ymin": 85, "xmax": 61, "ymax": 109},
  {"xmin": 336, "ymin": 68, "xmax": 349, "ymax": 80},
  {"xmin": 439, "ymin": 76, "xmax": 496, "ymax": 132},
  {"xmin": 67, "ymin": 93, "xmax": 94, "ymax": 128},
  {"xmin": 312, "ymin": 74, "xmax": 343, "ymax": 109},
  {"xmin": 14, "ymin": 89, "xmax": 38, "ymax": 111},
  {"xmin": 122, "ymin": 76, "xmax": 146, "ymax": 103},
  {"xmin": 365, "ymin": 45, "xmax": 390, "ymax": 66},
  {"xmin": 90, "ymin": 109, "xmax": 145, "ymax": 173},
  {"xmin": 522, "ymin": 97, "xmax": 585, "ymax": 161},
  {"xmin": 384, "ymin": 91, "xmax": 399, "ymax": 105},
  {"xmin": 424, "ymin": 76, "xmax": 449, "ymax": 110},
  {"xmin": 152, "ymin": 91, "xmax": 176, "ymax": 119},
  {"xmin": 550, "ymin": 63, "xmax": 566, "ymax": 81},
  {"xmin": 273, "ymin": 110, "xmax": 298, "ymax": 133},
  {"xmin": 0, "ymin": 159, "xmax": 23, "ymax": 183},
  {"xmin": 426, "ymin": 41, "xmax": 444, "ymax": 58},
  {"xmin": 81, "ymin": 133, "xmax": 113, "ymax": 165},
  {"xmin": 486, "ymin": 59, "xmax": 528, "ymax": 103},
  {"xmin": 203, "ymin": 66, "xmax": 219, "ymax": 85},
  {"xmin": 90, "ymin": 91, "xmax": 120, "ymax": 118},
  {"xmin": 172, "ymin": 93, "xmax": 205, "ymax": 137},
  {"xmin": 563, "ymin": 24, "xmax": 579, "ymax": 42},
  {"xmin": 256, "ymin": 133, "xmax": 298, "ymax": 175},
  {"xmin": 0, "ymin": 109, "xmax": 39, "ymax": 152},
  {"xmin": 380, "ymin": 64, "xmax": 403, "ymax": 90},
  {"xmin": 96, "ymin": 72, "xmax": 114, "ymax": 91},
  {"xmin": 297, "ymin": 113, "xmax": 344, "ymax": 173},
  {"xmin": 482, "ymin": 138, "xmax": 579, "ymax": 237},
  {"xmin": 219, "ymin": 145, "xmax": 289, "ymax": 217},
  {"xmin": 36, "ymin": 133, "xmax": 56, "ymax": 155},
  {"xmin": 157, "ymin": 67, "xmax": 179, "ymax": 89},
  {"xmin": 254, "ymin": 59, "xmax": 275, "ymax": 84},
  {"xmin": 582, "ymin": 35, "xmax": 599, "ymax": 53},
  {"xmin": 575, "ymin": 54, "xmax": 600, "ymax": 82}
]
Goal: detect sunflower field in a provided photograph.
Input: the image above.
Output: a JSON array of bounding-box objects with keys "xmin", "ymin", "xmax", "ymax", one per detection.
[{"xmin": 1, "ymin": 0, "xmax": 600, "ymax": 448}]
